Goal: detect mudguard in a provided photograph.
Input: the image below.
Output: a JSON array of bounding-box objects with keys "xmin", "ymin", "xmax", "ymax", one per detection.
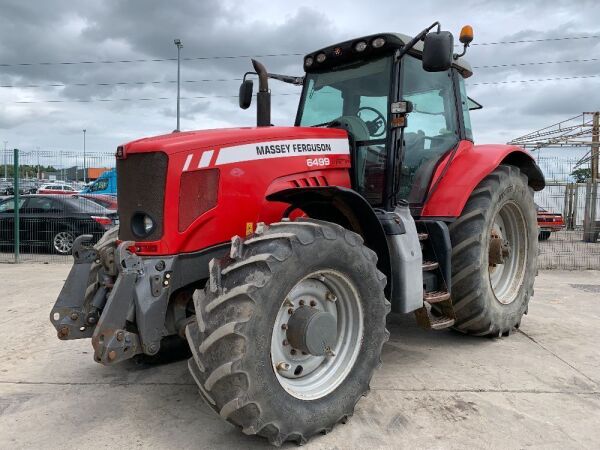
[
  {"xmin": 422, "ymin": 141, "xmax": 545, "ymax": 218},
  {"xmin": 267, "ymin": 186, "xmax": 391, "ymax": 295}
]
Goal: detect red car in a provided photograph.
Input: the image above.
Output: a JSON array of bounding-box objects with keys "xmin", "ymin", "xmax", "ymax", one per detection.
[
  {"xmin": 37, "ymin": 183, "xmax": 77, "ymax": 195},
  {"xmin": 536, "ymin": 204, "xmax": 565, "ymax": 240}
]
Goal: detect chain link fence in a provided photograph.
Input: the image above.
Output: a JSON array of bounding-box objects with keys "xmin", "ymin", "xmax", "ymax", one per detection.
[
  {"xmin": 1, "ymin": 148, "xmax": 116, "ymax": 263},
  {"xmin": 1, "ymin": 150, "xmax": 599, "ymax": 269},
  {"xmin": 534, "ymin": 156, "xmax": 599, "ymax": 270}
]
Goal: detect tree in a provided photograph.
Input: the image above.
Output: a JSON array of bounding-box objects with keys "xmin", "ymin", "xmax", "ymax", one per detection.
[{"xmin": 571, "ymin": 167, "xmax": 592, "ymax": 183}]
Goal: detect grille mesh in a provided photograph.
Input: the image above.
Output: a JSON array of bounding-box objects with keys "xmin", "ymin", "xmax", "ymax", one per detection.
[{"xmin": 117, "ymin": 152, "xmax": 168, "ymax": 241}]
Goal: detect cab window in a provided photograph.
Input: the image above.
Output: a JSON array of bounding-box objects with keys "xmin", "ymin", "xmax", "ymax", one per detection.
[{"xmin": 458, "ymin": 76, "xmax": 474, "ymax": 141}]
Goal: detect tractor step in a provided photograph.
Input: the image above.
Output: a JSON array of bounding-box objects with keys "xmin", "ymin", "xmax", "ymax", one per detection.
[
  {"xmin": 414, "ymin": 306, "xmax": 455, "ymax": 330},
  {"xmin": 423, "ymin": 290, "xmax": 450, "ymax": 303},
  {"xmin": 422, "ymin": 261, "xmax": 439, "ymax": 271}
]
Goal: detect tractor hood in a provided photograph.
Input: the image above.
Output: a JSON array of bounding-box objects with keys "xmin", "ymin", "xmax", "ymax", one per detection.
[{"xmin": 121, "ymin": 126, "xmax": 349, "ymax": 156}]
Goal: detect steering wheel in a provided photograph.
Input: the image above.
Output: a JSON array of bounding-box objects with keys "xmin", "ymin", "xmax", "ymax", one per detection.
[{"xmin": 357, "ymin": 106, "xmax": 387, "ymax": 137}]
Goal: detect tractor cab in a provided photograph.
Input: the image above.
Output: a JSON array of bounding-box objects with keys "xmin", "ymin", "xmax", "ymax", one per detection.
[{"xmin": 296, "ymin": 31, "xmax": 475, "ymax": 210}]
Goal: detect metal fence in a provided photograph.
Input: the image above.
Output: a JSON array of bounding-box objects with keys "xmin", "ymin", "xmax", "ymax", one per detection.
[
  {"xmin": 1, "ymin": 150, "xmax": 599, "ymax": 269},
  {"xmin": 534, "ymin": 156, "xmax": 600, "ymax": 270},
  {"xmin": 1, "ymin": 148, "xmax": 116, "ymax": 263}
]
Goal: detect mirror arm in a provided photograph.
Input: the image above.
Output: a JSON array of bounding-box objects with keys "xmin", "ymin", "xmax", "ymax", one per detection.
[{"xmin": 396, "ymin": 21, "xmax": 440, "ymax": 60}]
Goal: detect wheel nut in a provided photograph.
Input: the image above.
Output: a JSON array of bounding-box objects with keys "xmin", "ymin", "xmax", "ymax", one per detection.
[
  {"xmin": 290, "ymin": 349, "xmax": 297, "ymax": 355},
  {"xmin": 288, "ymin": 308, "xmax": 294, "ymax": 315},
  {"xmin": 326, "ymin": 292, "xmax": 337, "ymax": 302},
  {"xmin": 283, "ymin": 340, "xmax": 289, "ymax": 346},
  {"xmin": 281, "ymin": 323, "xmax": 288, "ymax": 330},
  {"xmin": 70, "ymin": 312, "xmax": 79, "ymax": 321},
  {"xmin": 299, "ymin": 300, "xmax": 305, "ymax": 306},
  {"xmin": 276, "ymin": 362, "xmax": 291, "ymax": 372},
  {"xmin": 310, "ymin": 300, "xmax": 317, "ymax": 307}
]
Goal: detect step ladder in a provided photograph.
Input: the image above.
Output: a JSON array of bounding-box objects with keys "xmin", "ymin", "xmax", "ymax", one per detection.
[{"xmin": 413, "ymin": 232, "xmax": 455, "ymax": 330}]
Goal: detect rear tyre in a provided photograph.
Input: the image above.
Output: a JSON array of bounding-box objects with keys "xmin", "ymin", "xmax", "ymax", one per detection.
[
  {"xmin": 538, "ymin": 230, "xmax": 551, "ymax": 241},
  {"xmin": 186, "ymin": 219, "xmax": 389, "ymax": 446},
  {"xmin": 448, "ymin": 165, "xmax": 537, "ymax": 336}
]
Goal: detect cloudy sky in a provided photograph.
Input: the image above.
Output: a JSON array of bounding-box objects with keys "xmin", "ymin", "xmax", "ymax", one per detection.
[{"xmin": 0, "ymin": 0, "xmax": 599, "ymax": 165}]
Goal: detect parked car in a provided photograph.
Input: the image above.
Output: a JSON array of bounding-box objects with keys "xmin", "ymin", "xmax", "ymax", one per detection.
[
  {"xmin": 77, "ymin": 193, "xmax": 118, "ymax": 210},
  {"xmin": 80, "ymin": 169, "xmax": 117, "ymax": 195},
  {"xmin": 0, "ymin": 194, "xmax": 118, "ymax": 254},
  {"xmin": 37, "ymin": 183, "xmax": 77, "ymax": 195},
  {"xmin": 536, "ymin": 204, "xmax": 565, "ymax": 240}
]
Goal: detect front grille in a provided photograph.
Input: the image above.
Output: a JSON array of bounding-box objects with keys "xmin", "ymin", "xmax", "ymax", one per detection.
[{"xmin": 117, "ymin": 152, "xmax": 168, "ymax": 241}]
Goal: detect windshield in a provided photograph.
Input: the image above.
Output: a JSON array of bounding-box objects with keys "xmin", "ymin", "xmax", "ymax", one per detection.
[{"xmin": 297, "ymin": 56, "xmax": 392, "ymax": 140}]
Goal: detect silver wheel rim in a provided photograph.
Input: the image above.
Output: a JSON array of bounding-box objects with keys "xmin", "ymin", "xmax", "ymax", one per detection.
[
  {"xmin": 270, "ymin": 270, "xmax": 363, "ymax": 400},
  {"xmin": 53, "ymin": 231, "xmax": 74, "ymax": 254},
  {"xmin": 488, "ymin": 201, "xmax": 528, "ymax": 304}
]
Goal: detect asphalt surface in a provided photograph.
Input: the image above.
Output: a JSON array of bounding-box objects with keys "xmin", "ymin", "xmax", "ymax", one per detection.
[{"xmin": 1, "ymin": 264, "xmax": 599, "ymax": 449}]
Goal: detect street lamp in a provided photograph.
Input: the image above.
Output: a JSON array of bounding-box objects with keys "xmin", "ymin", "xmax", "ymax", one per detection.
[
  {"xmin": 3, "ymin": 141, "xmax": 7, "ymax": 180},
  {"xmin": 83, "ymin": 129, "xmax": 87, "ymax": 184},
  {"xmin": 174, "ymin": 38, "xmax": 183, "ymax": 132}
]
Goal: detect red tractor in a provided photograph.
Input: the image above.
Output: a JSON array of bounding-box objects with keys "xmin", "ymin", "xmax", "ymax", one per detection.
[{"xmin": 51, "ymin": 23, "xmax": 544, "ymax": 445}]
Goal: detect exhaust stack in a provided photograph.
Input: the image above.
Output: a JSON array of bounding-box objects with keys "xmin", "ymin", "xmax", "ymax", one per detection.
[{"xmin": 251, "ymin": 59, "xmax": 271, "ymax": 127}]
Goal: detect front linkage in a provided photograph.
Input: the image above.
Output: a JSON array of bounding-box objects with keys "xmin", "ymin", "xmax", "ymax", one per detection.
[{"xmin": 50, "ymin": 233, "xmax": 177, "ymax": 364}]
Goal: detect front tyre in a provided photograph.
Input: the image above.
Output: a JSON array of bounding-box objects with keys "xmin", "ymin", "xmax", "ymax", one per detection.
[
  {"xmin": 448, "ymin": 165, "xmax": 537, "ymax": 336},
  {"xmin": 186, "ymin": 219, "xmax": 389, "ymax": 446}
]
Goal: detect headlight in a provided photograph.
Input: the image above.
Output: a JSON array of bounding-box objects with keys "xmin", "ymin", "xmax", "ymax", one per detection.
[
  {"xmin": 131, "ymin": 212, "xmax": 156, "ymax": 237},
  {"xmin": 316, "ymin": 53, "xmax": 326, "ymax": 63},
  {"xmin": 304, "ymin": 56, "xmax": 314, "ymax": 67},
  {"xmin": 143, "ymin": 215, "xmax": 154, "ymax": 233},
  {"xmin": 372, "ymin": 37, "xmax": 386, "ymax": 48},
  {"xmin": 354, "ymin": 41, "xmax": 367, "ymax": 52}
]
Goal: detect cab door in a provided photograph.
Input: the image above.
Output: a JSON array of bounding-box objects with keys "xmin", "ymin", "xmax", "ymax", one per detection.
[{"xmin": 396, "ymin": 55, "xmax": 463, "ymax": 205}]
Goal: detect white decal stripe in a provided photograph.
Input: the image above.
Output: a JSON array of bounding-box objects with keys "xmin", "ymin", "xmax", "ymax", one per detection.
[
  {"xmin": 215, "ymin": 138, "xmax": 349, "ymax": 165},
  {"xmin": 198, "ymin": 150, "xmax": 214, "ymax": 168},
  {"xmin": 183, "ymin": 153, "xmax": 193, "ymax": 171}
]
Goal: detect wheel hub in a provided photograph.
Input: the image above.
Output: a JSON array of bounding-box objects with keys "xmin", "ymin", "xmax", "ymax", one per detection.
[
  {"xmin": 287, "ymin": 306, "xmax": 337, "ymax": 356},
  {"xmin": 270, "ymin": 270, "xmax": 363, "ymax": 400},
  {"xmin": 488, "ymin": 201, "xmax": 528, "ymax": 305},
  {"xmin": 489, "ymin": 231, "xmax": 511, "ymax": 266}
]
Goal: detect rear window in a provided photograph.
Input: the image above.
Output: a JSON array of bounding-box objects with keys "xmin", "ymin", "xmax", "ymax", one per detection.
[{"xmin": 63, "ymin": 196, "xmax": 110, "ymax": 214}]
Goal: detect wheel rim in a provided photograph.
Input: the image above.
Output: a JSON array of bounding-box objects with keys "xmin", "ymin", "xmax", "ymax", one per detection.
[
  {"xmin": 270, "ymin": 270, "xmax": 363, "ymax": 400},
  {"xmin": 53, "ymin": 231, "xmax": 74, "ymax": 254},
  {"xmin": 488, "ymin": 201, "xmax": 528, "ymax": 304}
]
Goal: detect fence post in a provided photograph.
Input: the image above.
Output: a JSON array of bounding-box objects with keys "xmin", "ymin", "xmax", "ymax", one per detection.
[{"xmin": 13, "ymin": 148, "xmax": 20, "ymax": 263}]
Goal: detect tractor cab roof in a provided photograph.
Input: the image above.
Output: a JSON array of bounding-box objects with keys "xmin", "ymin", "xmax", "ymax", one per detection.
[{"xmin": 304, "ymin": 32, "xmax": 473, "ymax": 78}]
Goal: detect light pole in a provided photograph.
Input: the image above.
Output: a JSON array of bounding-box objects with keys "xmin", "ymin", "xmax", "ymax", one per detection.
[
  {"xmin": 3, "ymin": 141, "xmax": 7, "ymax": 180},
  {"xmin": 174, "ymin": 38, "xmax": 183, "ymax": 132},
  {"xmin": 36, "ymin": 146, "xmax": 40, "ymax": 180},
  {"xmin": 83, "ymin": 129, "xmax": 87, "ymax": 184}
]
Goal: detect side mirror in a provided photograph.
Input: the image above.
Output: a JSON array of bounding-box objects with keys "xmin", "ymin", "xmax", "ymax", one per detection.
[
  {"xmin": 239, "ymin": 79, "xmax": 253, "ymax": 109},
  {"xmin": 422, "ymin": 31, "xmax": 454, "ymax": 72}
]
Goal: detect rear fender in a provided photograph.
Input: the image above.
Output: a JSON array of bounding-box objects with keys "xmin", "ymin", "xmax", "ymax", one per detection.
[
  {"xmin": 422, "ymin": 142, "xmax": 545, "ymax": 218},
  {"xmin": 267, "ymin": 187, "xmax": 391, "ymax": 296}
]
